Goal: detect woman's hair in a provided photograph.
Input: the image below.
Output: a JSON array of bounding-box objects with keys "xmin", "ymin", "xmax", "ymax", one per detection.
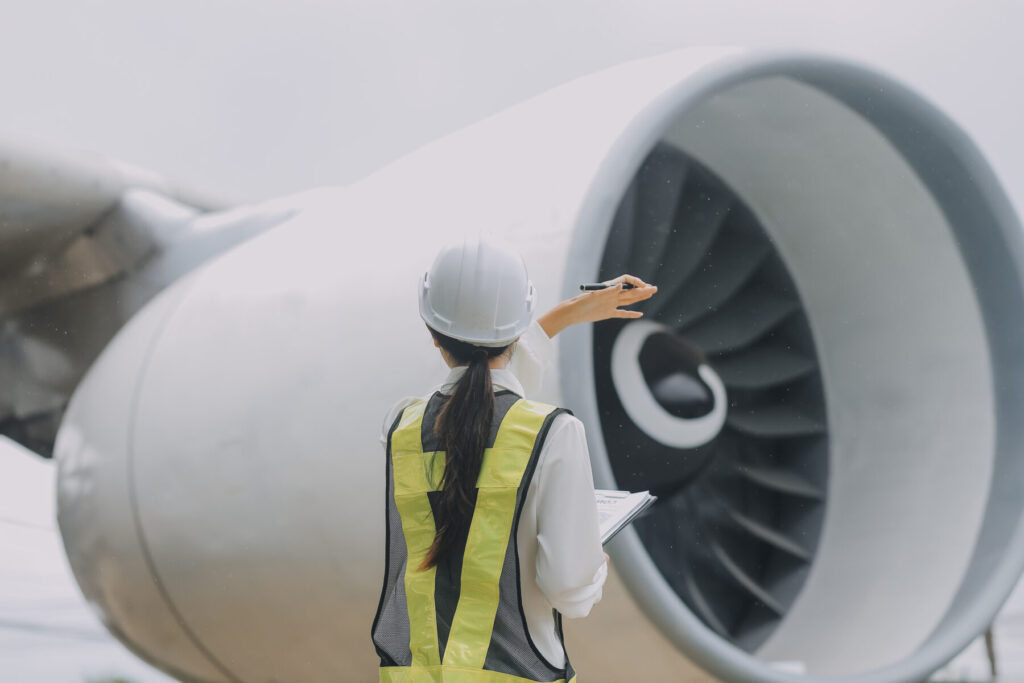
[{"xmin": 420, "ymin": 324, "xmax": 516, "ymax": 571}]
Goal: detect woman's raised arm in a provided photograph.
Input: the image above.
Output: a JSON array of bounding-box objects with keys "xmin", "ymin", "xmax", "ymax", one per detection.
[
  {"xmin": 508, "ymin": 273, "xmax": 657, "ymax": 397},
  {"xmin": 537, "ymin": 274, "xmax": 657, "ymax": 338}
]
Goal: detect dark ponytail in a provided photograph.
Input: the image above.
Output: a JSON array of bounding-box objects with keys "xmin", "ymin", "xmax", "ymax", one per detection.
[{"xmin": 420, "ymin": 325, "xmax": 515, "ymax": 571}]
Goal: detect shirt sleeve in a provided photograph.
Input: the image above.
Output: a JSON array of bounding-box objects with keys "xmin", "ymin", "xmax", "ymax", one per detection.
[
  {"xmin": 380, "ymin": 397, "xmax": 420, "ymax": 446},
  {"xmin": 508, "ymin": 318, "xmax": 556, "ymax": 398},
  {"xmin": 533, "ymin": 412, "xmax": 608, "ymax": 618}
]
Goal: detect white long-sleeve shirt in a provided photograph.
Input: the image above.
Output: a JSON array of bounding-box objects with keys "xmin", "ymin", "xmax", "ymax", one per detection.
[{"xmin": 378, "ymin": 319, "xmax": 607, "ymax": 669}]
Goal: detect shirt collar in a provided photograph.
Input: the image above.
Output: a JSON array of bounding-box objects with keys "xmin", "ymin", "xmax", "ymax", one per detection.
[{"xmin": 436, "ymin": 365, "xmax": 525, "ymax": 398}]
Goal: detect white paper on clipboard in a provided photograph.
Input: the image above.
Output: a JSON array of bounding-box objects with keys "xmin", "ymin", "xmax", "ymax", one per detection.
[{"xmin": 595, "ymin": 489, "xmax": 657, "ymax": 545}]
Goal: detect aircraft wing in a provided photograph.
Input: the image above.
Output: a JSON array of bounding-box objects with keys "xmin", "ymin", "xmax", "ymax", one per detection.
[{"xmin": 0, "ymin": 139, "xmax": 292, "ymax": 457}]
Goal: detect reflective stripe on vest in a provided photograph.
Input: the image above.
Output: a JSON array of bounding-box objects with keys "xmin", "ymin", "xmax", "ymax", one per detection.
[{"xmin": 372, "ymin": 390, "xmax": 578, "ymax": 683}]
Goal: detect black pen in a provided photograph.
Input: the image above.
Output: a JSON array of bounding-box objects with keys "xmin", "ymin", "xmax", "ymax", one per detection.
[{"xmin": 580, "ymin": 282, "xmax": 636, "ymax": 291}]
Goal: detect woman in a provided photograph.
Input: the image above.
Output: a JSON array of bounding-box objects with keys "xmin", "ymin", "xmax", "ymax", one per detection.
[{"xmin": 371, "ymin": 236, "xmax": 657, "ymax": 683}]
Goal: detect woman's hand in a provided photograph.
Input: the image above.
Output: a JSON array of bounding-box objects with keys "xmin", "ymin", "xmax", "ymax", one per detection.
[
  {"xmin": 572, "ymin": 274, "xmax": 658, "ymax": 325},
  {"xmin": 538, "ymin": 274, "xmax": 657, "ymax": 338}
]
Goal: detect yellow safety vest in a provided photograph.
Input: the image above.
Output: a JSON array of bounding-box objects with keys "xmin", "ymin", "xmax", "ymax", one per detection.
[{"xmin": 372, "ymin": 389, "xmax": 578, "ymax": 683}]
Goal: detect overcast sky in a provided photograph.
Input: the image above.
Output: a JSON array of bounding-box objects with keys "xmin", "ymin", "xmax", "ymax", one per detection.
[{"xmin": 1, "ymin": 0, "xmax": 1022, "ymax": 207}]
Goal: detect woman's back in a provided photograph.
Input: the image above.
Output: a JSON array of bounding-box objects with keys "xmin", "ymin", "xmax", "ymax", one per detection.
[
  {"xmin": 375, "ymin": 327, "xmax": 607, "ymax": 678},
  {"xmin": 373, "ymin": 387, "xmax": 601, "ymax": 682}
]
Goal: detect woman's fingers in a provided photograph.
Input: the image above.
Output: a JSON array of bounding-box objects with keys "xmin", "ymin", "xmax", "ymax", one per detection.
[
  {"xmin": 575, "ymin": 274, "xmax": 658, "ymax": 324},
  {"xmin": 598, "ymin": 277, "xmax": 657, "ymax": 294},
  {"xmin": 600, "ymin": 276, "xmax": 657, "ymax": 317},
  {"xmin": 599, "ymin": 273, "xmax": 652, "ymax": 288},
  {"xmin": 621, "ymin": 274, "xmax": 650, "ymax": 287},
  {"xmin": 624, "ymin": 285, "xmax": 657, "ymax": 299}
]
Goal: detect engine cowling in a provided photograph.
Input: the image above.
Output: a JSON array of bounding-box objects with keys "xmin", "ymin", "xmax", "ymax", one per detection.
[{"xmin": 55, "ymin": 47, "xmax": 1024, "ymax": 682}]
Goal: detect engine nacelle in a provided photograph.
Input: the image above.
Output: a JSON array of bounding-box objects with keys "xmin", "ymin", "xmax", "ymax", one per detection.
[{"xmin": 55, "ymin": 47, "xmax": 1024, "ymax": 682}]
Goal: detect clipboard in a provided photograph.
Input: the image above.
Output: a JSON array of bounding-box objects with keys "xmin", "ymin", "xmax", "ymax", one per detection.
[{"xmin": 596, "ymin": 489, "xmax": 657, "ymax": 545}]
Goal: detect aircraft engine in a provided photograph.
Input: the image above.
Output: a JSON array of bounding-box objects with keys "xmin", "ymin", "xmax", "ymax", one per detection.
[{"xmin": 54, "ymin": 47, "xmax": 1024, "ymax": 682}]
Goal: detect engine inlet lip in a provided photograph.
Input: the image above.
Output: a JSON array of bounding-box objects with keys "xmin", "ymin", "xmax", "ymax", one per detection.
[{"xmin": 560, "ymin": 48, "xmax": 1024, "ymax": 682}]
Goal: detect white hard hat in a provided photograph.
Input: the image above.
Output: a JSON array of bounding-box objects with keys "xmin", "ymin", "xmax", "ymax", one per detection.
[{"xmin": 418, "ymin": 234, "xmax": 537, "ymax": 346}]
